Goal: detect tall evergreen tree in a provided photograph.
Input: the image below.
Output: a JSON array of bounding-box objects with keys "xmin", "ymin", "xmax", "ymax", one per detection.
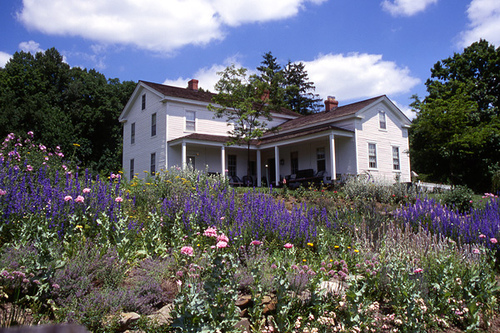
[
  {"xmin": 256, "ymin": 52, "xmax": 285, "ymax": 110},
  {"xmin": 255, "ymin": 52, "xmax": 322, "ymax": 115},
  {"xmin": 283, "ymin": 61, "xmax": 322, "ymax": 115}
]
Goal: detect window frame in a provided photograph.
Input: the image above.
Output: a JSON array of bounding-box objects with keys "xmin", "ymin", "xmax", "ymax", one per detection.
[
  {"xmin": 379, "ymin": 111, "xmax": 387, "ymax": 130},
  {"xmin": 185, "ymin": 111, "xmax": 196, "ymax": 132},
  {"xmin": 129, "ymin": 159, "xmax": 135, "ymax": 179},
  {"xmin": 316, "ymin": 147, "xmax": 326, "ymax": 172},
  {"xmin": 368, "ymin": 143, "xmax": 377, "ymax": 169},
  {"xmin": 141, "ymin": 94, "xmax": 146, "ymax": 110},
  {"xmin": 392, "ymin": 146, "xmax": 400, "ymax": 171},
  {"xmin": 130, "ymin": 122, "xmax": 135, "ymax": 144},
  {"xmin": 228, "ymin": 155, "xmax": 237, "ymax": 177},
  {"xmin": 151, "ymin": 113, "xmax": 157, "ymax": 137},
  {"xmin": 150, "ymin": 152, "xmax": 156, "ymax": 174}
]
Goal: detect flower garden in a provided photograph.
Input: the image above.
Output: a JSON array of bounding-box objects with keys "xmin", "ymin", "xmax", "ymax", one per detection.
[{"xmin": 0, "ymin": 132, "xmax": 499, "ymax": 333}]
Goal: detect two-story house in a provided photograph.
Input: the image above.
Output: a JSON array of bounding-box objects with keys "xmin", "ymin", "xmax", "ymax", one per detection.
[{"xmin": 118, "ymin": 79, "xmax": 411, "ymax": 186}]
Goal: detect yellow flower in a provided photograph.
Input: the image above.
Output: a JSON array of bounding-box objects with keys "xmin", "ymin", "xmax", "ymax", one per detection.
[
  {"xmin": 76, "ymin": 225, "xmax": 83, "ymax": 229},
  {"xmin": 73, "ymin": 143, "xmax": 80, "ymax": 147},
  {"xmin": 354, "ymin": 249, "xmax": 359, "ymax": 253},
  {"xmin": 197, "ymin": 244, "xmax": 200, "ymax": 247},
  {"xmin": 302, "ymin": 259, "xmax": 306, "ymax": 262},
  {"xmin": 330, "ymin": 259, "xmax": 333, "ymax": 262},
  {"xmin": 347, "ymin": 246, "xmax": 351, "ymax": 249},
  {"xmin": 334, "ymin": 245, "xmax": 339, "ymax": 249},
  {"xmin": 307, "ymin": 243, "xmax": 314, "ymax": 247}
]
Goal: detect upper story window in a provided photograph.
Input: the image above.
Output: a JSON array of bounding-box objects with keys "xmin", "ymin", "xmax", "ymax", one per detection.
[
  {"xmin": 392, "ymin": 146, "xmax": 400, "ymax": 171},
  {"xmin": 186, "ymin": 111, "xmax": 196, "ymax": 131},
  {"xmin": 151, "ymin": 113, "xmax": 157, "ymax": 136},
  {"xmin": 379, "ymin": 111, "xmax": 386, "ymax": 130},
  {"xmin": 150, "ymin": 152, "xmax": 156, "ymax": 174},
  {"xmin": 142, "ymin": 94, "xmax": 146, "ymax": 110},
  {"xmin": 317, "ymin": 147, "xmax": 326, "ymax": 172},
  {"xmin": 131, "ymin": 122, "xmax": 135, "ymax": 144},
  {"xmin": 368, "ymin": 143, "xmax": 377, "ymax": 169}
]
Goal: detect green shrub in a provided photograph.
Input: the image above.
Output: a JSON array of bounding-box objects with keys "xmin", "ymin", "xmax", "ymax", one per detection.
[{"xmin": 441, "ymin": 185, "xmax": 474, "ymax": 213}]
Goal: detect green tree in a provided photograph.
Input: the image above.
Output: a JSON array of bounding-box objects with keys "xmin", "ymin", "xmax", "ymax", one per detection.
[
  {"xmin": 0, "ymin": 47, "xmax": 135, "ymax": 175},
  {"xmin": 256, "ymin": 51, "xmax": 285, "ymax": 110},
  {"xmin": 209, "ymin": 65, "xmax": 274, "ymax": 179},
  {"xmin": 283, "ymin": 61, "xmax": 322, "ymax": 115},
  {"xmin": 410, "ymin": 40, "xmax": 500, "ymax": 192},
  {"xmin": 255, "ymin": 52, "xmax": 322, "ymax": 115}
]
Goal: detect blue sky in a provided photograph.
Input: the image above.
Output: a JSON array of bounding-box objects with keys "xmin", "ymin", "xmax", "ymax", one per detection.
[{"xmin": 1, "ymin": 0, "xmax": 499, "ymax": 119}]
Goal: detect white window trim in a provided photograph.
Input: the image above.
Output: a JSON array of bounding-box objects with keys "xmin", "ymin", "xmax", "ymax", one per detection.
[
  {"xmin": 392, "ymin": 146, "xmax": 401, "ymax": 171},
  {"xmin": 378, "ymin": 110, "xmax": 387, "ymax": 131},
  {"xmin": 185, "ymin": 111, "xmax": 196, "ymax": 132},
  {"xmin": 368, "ymin": 142, "xmax": 377, "ymax": 170}
]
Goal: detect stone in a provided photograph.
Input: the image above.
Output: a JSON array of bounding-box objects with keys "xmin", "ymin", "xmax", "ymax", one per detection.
[
  {"xmin": 118, "ymin": 312, "xmax": 140, "ymax": 331},
  {"xmin": 235, "ymin": 294, "xmax": 252, "ymax": 309},
  {"xmin": 147, "ymin": 304, "xmax": 174, "ymax": 326},
  {"xmin": 234, "ymin": 318, "xmax": 251, "ymax": 332}
]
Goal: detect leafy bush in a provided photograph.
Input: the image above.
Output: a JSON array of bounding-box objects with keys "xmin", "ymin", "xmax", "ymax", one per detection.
[{"xmin": 441, "ymin": 185, "xmax": 474, "ymax": 213}]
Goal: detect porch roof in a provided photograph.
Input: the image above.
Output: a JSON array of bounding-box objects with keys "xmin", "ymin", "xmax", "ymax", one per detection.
[
  {"xmin": 169, "ymin": 123, "xmax": 353, "ymax": 147},
  {"xmin": 259, "ymin": 123, "xmax": 353, "ymax": 145}
]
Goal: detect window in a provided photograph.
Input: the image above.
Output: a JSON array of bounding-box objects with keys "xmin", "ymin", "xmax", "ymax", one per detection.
[
  {"xmin": 131, "ymin": 123, "xmax": 135, "ymax": 144},
  {"xmin": 368, "ymin": 143, "xmax": 377, "ymax": 168},
  {"xmin": 186, "ymin": 111, "xmax": 196, "ymax": 131},
  {"xmin": 142, "ymin": 94, "xmax": 146, "ymax": 110},
  {"xmin": 129, "ymin": 159, "xmax": 135, "ymax": 179},
  {"xmin": 392, "ymin": 146, "xmax": 400, "ymax": 171},
  {"xmin": 228, "ymin": 155, "xmax": 236, "ymax": 176},
  {"xmin": 317, "ymin": 147, "xmax": 325, "ymax": 172},
  {"xmin": 151, "ymin": 113, "xmax": 157, "ymax": 136},
  {"xmin": 379, "ymin": 111, "xmax": 386, "ymax": 130},
  {"xmin": 291, "ymin": 151, "xmax": 299, "ymax": 174},
  {"xmin": 150, "ymin": 153, "xmax": 156, "ymax": 174}
]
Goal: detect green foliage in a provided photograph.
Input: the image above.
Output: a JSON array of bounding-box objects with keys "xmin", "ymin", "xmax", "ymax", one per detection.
[
  {"xmin": 255, "ymin": 51, "xmax": 322, "ymax": 115},
  {"xmin": 440, "ymin": 185, "xmax": 474, "ymax": 213},
  {"xmin": 410, "ymin": 40, "xmax": 500, "ymax": 192},
  {"xmin": 0, "ymin": 48, "xmax": 135, "ymax": 175},
  {"xmin": 342, "ymin": 175, "xmax": 416, "ymax": 204}
]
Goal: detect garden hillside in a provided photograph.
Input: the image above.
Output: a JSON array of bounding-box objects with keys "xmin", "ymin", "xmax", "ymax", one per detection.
[{"xmin": 1, "ymin": 133, "xmax": 500, "ymax": 333}]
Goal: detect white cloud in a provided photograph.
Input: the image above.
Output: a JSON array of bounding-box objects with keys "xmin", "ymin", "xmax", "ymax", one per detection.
[
  {"xmin": 0, "ymin": 51, "xmax": 12, "ymax": 67},
  {"xmin": 19, "ymin": 40, "xmax": 43, "ymax": 53},
  {"xmin": 163, "ymin": 56, "xmax": 245, "ymax": 91},
  {"xmin": 459, "ymin": 0, "xmax": 500, "ymax": 47},
  {"xmin": 392, "ymin": 100, "xmax": 416, "ymax": 120},
  {"xmin": 381, "ymin": 0, "xmax": 438, "ymax": 16},
  {"xmin": 17, "ymin": 0, "xmax": 324, "ymax": 54},
  {"xmin": 301, "ymin": 53, "xmax": 420, "ymax": 102}
]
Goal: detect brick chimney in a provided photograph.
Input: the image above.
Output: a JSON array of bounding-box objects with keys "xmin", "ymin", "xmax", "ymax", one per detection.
[
  {"xmin": 187, "ymin": 79, "xmax": 198, "ymax": 91},
  {"xmin": 325, "ymin": 96, "xmax": 339, "ymax": 111}
]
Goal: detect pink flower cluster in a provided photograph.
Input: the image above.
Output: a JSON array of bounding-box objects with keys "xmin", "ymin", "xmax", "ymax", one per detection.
[
  {"xmin": 284, "ymin": 243, "xmax": 294, "ymax": 249},
  {"xmin": 202, "ymin": 227, "xmax": 230, "ymax": 249},
  {"xmin": 203, "ymin": 226, "xmax": 218, "ymax": 237},
  {"xmin": 181, "ymin": 246, "xmax": 194, "ymax": 256}
]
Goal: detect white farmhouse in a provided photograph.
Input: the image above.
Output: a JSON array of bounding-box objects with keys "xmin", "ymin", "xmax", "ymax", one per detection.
[{"xmin": 118, "ymin": 79, "xmax": 411, "ymax": 186}]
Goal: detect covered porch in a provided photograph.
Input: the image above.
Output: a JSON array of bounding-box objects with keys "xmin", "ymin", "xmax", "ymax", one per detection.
[{"xmin": 167, "ymin": 127, "xmax": 355, "ymax": 187}]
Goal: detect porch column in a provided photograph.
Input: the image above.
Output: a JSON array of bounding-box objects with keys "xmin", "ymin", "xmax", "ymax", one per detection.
[
  {"xmin": 329, "ymin": 133, "xmax": 336, "ymax": 180},
  {"xmin": 181, "ymin": 141, "xmax": 187, "ymax": 170},
  {"xmin": 256, "ymin": 150, "xmax": 261, "ymax": 187},
  {"xmin": 221, "ymin": 146, "xmax": 226, "ymax": 175},
  {"xmin": 274, "ymin": 146, "xmax": 280, "ymax": 187}
]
